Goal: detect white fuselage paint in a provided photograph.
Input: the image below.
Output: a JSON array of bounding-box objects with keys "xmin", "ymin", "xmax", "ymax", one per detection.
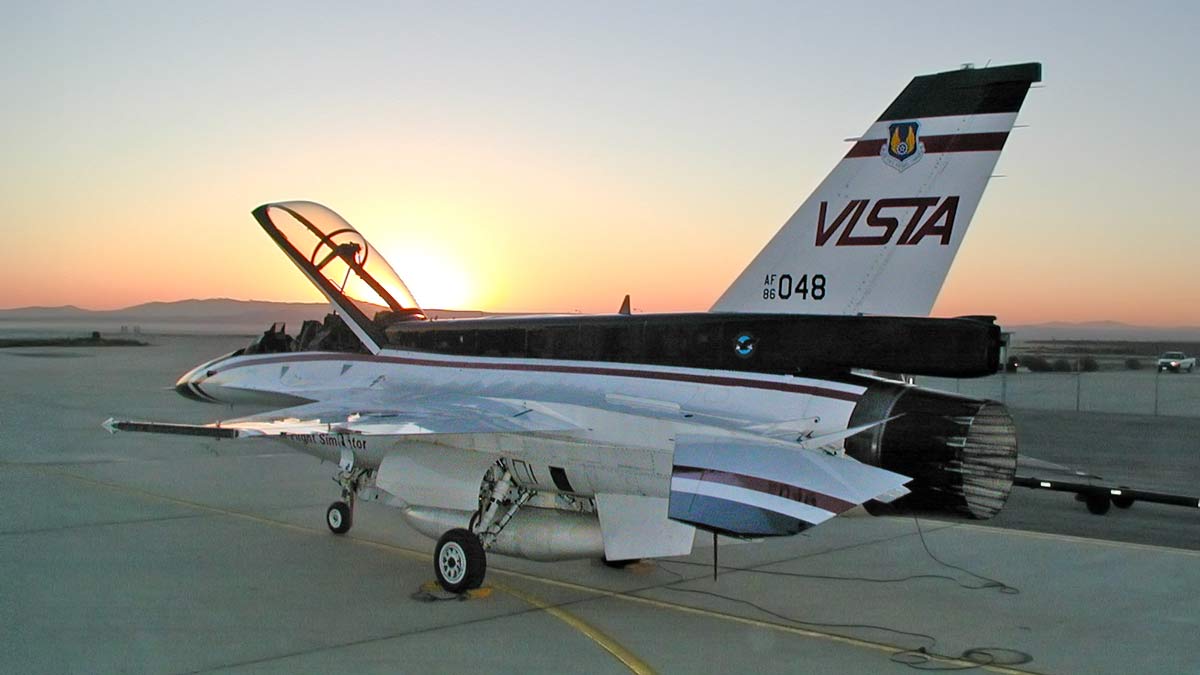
[{"xmin": 187, "ymin": 348, "xmax": 865, "ymax": 499}]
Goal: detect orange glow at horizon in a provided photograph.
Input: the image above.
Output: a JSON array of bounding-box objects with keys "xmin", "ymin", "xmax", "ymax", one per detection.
[
  {"xmin": 3, "ymin": 175, "xmax": 1198, "ymax": 328},
  {"xmin": 6, "ymin": 3, "xmax": 1200, "ymax": 332},
  {"xmin": 6, "ymin": 192, "xmax": 1200, "ymax": 329},
  {"xmin": 3, "ymin": 92, "xmax": 1196, "ymax": 326}
]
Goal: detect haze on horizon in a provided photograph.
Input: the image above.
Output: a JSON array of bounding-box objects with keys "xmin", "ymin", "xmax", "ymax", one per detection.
[{"xmin": 4, "ymin": 2, "xmax": 1198, "ymax": 326}]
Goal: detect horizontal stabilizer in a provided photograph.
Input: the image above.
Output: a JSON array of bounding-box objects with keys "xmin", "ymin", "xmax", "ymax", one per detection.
[{"xmin": 669, "ymin": 434, "xmax": 910, "ymax": 537}]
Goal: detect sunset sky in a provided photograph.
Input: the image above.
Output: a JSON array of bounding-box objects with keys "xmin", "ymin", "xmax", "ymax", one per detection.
[{"xmin": 4, "ymin": 2, "xmax": 1198, "ymax": 325}]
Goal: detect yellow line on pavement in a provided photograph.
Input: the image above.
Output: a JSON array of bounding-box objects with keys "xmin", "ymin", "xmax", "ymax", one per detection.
[
  {"xmin": 39, "ymin": 467, "xmax": 1035, "ymax": 674},
  {"xmin": 36, "ymin": 467, "xmax": 653, "ymax": 673},
  {"xmin": 484, "ymin": 566, "xmax": 1038, "ymax": 675},
  {"xmin": 493, "ymin": 582, "xmax": 656, "ymax": 675}
]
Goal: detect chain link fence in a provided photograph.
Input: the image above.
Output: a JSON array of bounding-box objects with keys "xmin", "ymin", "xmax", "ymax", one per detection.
[{"xmin": 921, "ymin": 370, "xmax": 1200, "ymax": 417}]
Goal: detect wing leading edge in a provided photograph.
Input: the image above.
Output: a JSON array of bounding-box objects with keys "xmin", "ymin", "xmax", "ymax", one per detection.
[{"xmin": 103, "ymin": 394, "xmax": 581, "ymax": 440}]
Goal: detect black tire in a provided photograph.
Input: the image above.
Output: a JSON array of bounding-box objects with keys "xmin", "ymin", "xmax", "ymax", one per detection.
[
  {"xmin": 326, "ymin": 501, "xmax": 352, "ymax": 534},
  {"xmin": 602, "ymin": 557, "xmax": 639, "ymax": 569},
  {"xmin": 1113, "ymin": 495, "xmax": 1135, "ymax": 509},
  {"xmin": 434, "ymin": 528, "xmax": 486, "ymax": 593},
  {"xmin": 1085, "ymin": 493, "xmax": 1111, "ymax": 516}
]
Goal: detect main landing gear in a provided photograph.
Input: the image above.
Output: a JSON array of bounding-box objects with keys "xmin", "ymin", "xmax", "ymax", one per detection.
[
  {"xmin": 434, "ymin": 528, "xmax": 487, "ymax": 593},
  {"xmin": 326, "ymin": 449, "xmax": 372, "ymax": 536},
  {"xmin": 432, "ymin": 461, "xmax": 533, "ymax": 593}
]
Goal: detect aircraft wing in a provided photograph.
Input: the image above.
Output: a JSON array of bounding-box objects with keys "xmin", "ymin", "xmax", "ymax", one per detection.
[
  {"xmin": 667, "ymin": 433, "xmax": 911, "ymax": 537},
  {"xmin": 103, "ymin": 393, "xmax": 582, "ymax": 439}
]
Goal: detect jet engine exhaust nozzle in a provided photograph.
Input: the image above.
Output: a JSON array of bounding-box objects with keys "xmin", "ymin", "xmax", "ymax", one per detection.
[{"xmin": 846, "ymin": 380, "xmax": 1018, "ymax": 519}]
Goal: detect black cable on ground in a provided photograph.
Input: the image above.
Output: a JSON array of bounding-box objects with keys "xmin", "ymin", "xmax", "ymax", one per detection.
[
  {"xmin": 660, "ymin": 558, "xmax": 1011, "ymax": 593},
  {"xmin": 652, "ymin": 516, "xmax": 1031, "ymax": 670},
  {"xmin": 659, "ymin": 585, "xmax": 942, "ymax": 648},
  {"xmin": 911, "ymin": 516, "xmax": 1020, "ymax": 595},
  {"xmin": 890, "ymin": 646, "xmax": 1033, "ymax": 670},
  {"xmin": 659, "ymin": 516, "xmax": 1019, "ymax": 595}
]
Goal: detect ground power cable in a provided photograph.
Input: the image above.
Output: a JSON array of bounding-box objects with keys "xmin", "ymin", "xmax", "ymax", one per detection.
[{"xmin": 654, "ymin": 516, "xmax": 1031, "ymax": 671}]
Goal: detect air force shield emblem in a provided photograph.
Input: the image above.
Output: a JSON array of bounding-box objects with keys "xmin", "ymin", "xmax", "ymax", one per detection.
[{"xmin": 880, "ymin": 121, "xmax": 924, "ymax": 172}]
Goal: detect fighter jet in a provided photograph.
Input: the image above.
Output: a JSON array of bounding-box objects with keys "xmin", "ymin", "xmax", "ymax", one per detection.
[{"xmin": 107, "ymin": 62, "xmax": 1041, "ymax": 592}]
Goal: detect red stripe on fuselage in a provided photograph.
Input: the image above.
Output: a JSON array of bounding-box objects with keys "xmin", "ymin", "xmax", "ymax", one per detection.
[
  {"xmin": 208, "ymin": 352, "xmax": 862, "ymax": 402},
  {"xmin": 673, "ymin": 465, "xmax": 856, "ymax": 514}
]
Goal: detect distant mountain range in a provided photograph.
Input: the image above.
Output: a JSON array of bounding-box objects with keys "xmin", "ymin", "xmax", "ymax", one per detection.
[
  {"xmin": 1006, "ymin": 321, "xmax": 1200, "ymax": 342},
  {"xmin": 3, "ymin": 299, "xmax": 1199, "ymax": 341},
  {"xmin": 0, "ymin": 299, "xmax": 494, "ymax": 335},
  {"xmin": 2, "ymin": 299, "xmax": 329, "ymax": 321}
]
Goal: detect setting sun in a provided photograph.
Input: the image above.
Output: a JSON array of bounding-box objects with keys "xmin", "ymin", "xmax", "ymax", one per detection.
[{"xmin": 383, "ymin": 247, "xmax": 474, "ymax": 310}]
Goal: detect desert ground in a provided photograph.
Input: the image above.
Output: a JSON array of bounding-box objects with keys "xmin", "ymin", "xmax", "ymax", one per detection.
[{"xmin": 2, "ymin": 335, "xmax": 1197, "ymax": 674}]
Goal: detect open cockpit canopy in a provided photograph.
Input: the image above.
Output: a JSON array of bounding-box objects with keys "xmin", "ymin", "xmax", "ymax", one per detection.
[{"xmin": 253, "ymin": 201, "xmax": 426, "ymax": 353}]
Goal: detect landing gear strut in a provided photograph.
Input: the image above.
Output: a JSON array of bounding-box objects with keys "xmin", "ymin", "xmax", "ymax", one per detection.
[
  {"xmin": 326, "ymin": 449, "xmax": 371, "ymax": 535},
  {"xmin": 432, "ymin": 461, "xmax": 534, "ymax": 593}
]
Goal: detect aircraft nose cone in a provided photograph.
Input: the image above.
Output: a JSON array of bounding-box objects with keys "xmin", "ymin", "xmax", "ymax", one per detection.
[
  {"xmin": 174, "ymin": 365, "xmax": 219, "ymax": 403},
  {"xmin": 174, "ymin": 350, "xmax": 241, "ymax": 403},
  {"xmin": 175, "ymin": 380, "xmax": 208, "ymax": 402}
]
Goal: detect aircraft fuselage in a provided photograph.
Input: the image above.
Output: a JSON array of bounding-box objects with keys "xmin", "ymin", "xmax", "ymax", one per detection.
[{"xmin": 178, "ymin": 345, "xmax": 870, "ymax": 500}]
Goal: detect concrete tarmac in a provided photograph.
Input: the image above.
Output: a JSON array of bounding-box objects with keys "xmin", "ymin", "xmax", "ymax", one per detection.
[{"xmin": 2, "ymin": 335, "xmax": 1199, "ymax": 674}]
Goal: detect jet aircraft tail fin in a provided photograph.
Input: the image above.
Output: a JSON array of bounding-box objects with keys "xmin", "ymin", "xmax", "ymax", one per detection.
[{"xmin": 711, "ymin": 63, "xmax": 1041, "ymax": 317}]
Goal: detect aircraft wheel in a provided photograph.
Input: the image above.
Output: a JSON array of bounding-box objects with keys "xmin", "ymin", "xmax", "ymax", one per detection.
[
  {"xmin": 326, "ymin": 501, "xmax": 352, "ymax": 534},
  {"xmin": 1113, "ymin": 495, "xmax": 1135, "ymax": 509},
  {"xmin": 1085, "ymin": 493, "xmax": 1111, "ymax": 515},
  {"xmin": 435, "ymin": 528, "xmax": 486, "ymax": 593}
]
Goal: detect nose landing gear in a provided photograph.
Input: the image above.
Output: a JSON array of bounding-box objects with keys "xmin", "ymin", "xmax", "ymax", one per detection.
[
  {"xmin": 326, "ymin": 448, "xmax": 373, "ymax": 535},
  {"xmin": 326, "ymin": 501, "xmax": 353, "ymax": 534}
]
